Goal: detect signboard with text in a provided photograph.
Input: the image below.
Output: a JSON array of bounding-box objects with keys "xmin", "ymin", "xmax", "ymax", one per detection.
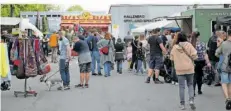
[
  {"xmin": 61, "ymin": 11, "xmax": 111, "ymax": 24},
  {"xmin": 123, "ymin": 15, "xmax": 161, "ymax": 23}
]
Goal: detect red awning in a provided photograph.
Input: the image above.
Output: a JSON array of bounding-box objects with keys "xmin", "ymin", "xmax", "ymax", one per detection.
[{"xmin": 80, "ymin": 24, "xmax": 109, "ymax": 28}]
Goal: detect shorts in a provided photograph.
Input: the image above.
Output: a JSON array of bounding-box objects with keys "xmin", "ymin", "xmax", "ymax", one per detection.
[
  {"xmin": 79, "ymin": 62, "xmax": 91, "ymax": 73},
  {"xmin": 149, "ymin": 55, "xmax": 164, "ymax": 70},
  {"xmin": 220, "ymin": 72, "xmax": 231, "ymax": 84}
]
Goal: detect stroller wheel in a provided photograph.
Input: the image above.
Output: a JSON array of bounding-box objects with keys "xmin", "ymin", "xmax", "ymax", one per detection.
[{"xmin": 164, "ymin": 75, "xmax": 172, "ymax": 83}]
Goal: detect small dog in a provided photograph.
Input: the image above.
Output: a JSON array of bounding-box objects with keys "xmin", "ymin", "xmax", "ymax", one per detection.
[{"xmin": 40, "ymin": 75, "xmax": 63, "ymax": 91}]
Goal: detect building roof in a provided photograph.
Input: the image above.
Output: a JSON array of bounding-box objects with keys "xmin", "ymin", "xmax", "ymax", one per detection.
[{"xmin": 108, "ymin": 4, "xmax": 224, "ymax": 14}]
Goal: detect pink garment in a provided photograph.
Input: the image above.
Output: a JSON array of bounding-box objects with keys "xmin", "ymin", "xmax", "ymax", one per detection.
[{"xmin": 126, "ymin": 46, "xmax": 132, "ymax": 60}]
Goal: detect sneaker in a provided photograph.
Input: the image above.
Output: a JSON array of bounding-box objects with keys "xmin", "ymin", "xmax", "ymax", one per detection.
[
  {"xmin": 64, "ymin": 86, "xmax": 70, "ymax": 90},
  {"xmin": 226, "ymin": 99, "xmax": 231, "ymax": 110},
  {"xmin": 145, "ymin": 77, "xmax": 150, "ymax": 83},
  {"xmin": 75, "ymin": 84, "xmax": 84, "ymax": 88},
  {"xmin": 214, "ymin": 83, "xmax": 221, "ymax": 87},
  {"xmin": 189, "ymin": 100, "xmax": 196, "ymax": 110},
  {"xmin": 104, "ymin": 75, "xmax": 108, "ymax": 77},
  {"xmin": 179, "ymin": 104, "xmax": 186, "ymax": 110},
  {"xmin": 84, "ymin": 84, "xmax": 89, "ymax": 88},
  {"xmin": 198, "ymin": 91, "xmax": 203, "ymax": 95},
  {"xmin": 92, "ymin": 73, "xmax": 97, "ymax": 76},
  {"xmin": 154, "ymin": 78, "xmax": 164, "ymax": 84},
  {"xmin": 171, "ymin": 81, "xmax": 175, "ymax": 85},
  {"xmin": 98, "ymin": 73, "xmax": 102, "ymax": 76}
]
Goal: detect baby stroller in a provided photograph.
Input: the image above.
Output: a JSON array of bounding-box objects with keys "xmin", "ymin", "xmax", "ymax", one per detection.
[
  {"xmin": 202, "ymin": 66, "xmax": 215, "ymax": 86},
  {"xmin": 153, "ymin": 55, "xmax": 174, "ymax": 83}
]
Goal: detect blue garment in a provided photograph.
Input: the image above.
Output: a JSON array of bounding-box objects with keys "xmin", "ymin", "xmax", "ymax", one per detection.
[
  {"xmin": 217, "ymin": 55, "xmax": 224, "ymax": 71},
  {"xmin": 58, "ymin": 37, "xmax": 70, "ymax": 59},
  {"xmin": 116, "ymin": 60, "xmax": 123, "ymax": 72},
  {"xmin": 91, "ymin": 51, "xmax": 101, "ymax": 73},
  {"xmin": 104, "ymin": 61, "xmax": 112, "ymax": 76},
  {"xmin": 59, "ymin": 59, "xmax": 70, "ymax": 86},
  {"xmin": 137, "ymin": 59, "xmax": 144, "ymax": 73},
  {"xmin": 87, "ymin": 36, "xmax": 99, "ymax": 51},
  {"xmin": 220, "ymin": 72, "xmax": 231, "ymax": 84}
]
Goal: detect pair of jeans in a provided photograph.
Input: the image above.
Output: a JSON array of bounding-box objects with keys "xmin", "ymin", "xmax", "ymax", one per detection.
[
  {"xmin": 194, "ymin": 60, "xmax": 206, "ymax": 93},
  {"xmin": 59, "ymin": 59, "xmax": 70, "ymax": 86},
  {"xmin": 116, "ymin": 60, "xmax": 123, "ymax": 73},
  {"xmin": 104, "ymin": 61, "xmax": 112, "ymax": 76},
  {"xmin": 211, "ymin": 61, "xmax": 220, "ymax": 83},
  {"xmin": 178, "ymin": 74, "xmax": 194, "ymax": 105},
  {"xmin": 91, "ymin": 51, "xmax": 101, "ymax": 74},
  {"xmin": 137, "ymin": 59, "xmax": 143, "ymax": 73}
]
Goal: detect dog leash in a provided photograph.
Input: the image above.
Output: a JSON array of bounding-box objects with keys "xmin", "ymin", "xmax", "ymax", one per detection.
[{"xmin": 44, "ymin": 70, "xmax": 60, "ymax": 82}]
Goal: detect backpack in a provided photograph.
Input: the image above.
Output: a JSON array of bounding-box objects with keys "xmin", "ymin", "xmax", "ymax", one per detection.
[
  {"xmin": 226, "ymin": 53, "xmax": 231, "ymax": 73},
  {"xmin": 88, "ymin": 37, "xmax": 97, "ymax": 51},
  {"xmin": 207, "ymin": 35, "xmax": 219, "ymax": 62}
]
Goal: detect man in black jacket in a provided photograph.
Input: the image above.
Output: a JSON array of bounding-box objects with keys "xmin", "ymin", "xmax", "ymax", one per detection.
[
  {"xmin": 207, "ymin": 29, "xmax": 220, "ymax": 86},
  {"xmin": 129, "ymin": 35, "xmax": 139, "ymax": 71}
]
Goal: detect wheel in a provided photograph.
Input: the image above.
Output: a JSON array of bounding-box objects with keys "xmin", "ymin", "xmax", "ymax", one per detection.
[
  {"xmin": 164, "ymin": 75, "xmax": 172, "ymax": 83},
  {"xmin": 24, "ymin": 94, "xmax": 27, "ymax": 98},
  {"xmin": 34, "ymin": 93, "xmax": 37, "ymax": 97}
]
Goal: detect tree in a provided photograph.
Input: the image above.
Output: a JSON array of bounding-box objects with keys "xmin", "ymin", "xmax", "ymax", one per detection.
[
  {"xmin": 42, "ymin": 16, "xmax": 49, "ymax": 34},
  {"xmin": 1, "ymin": 4, "xmax": 61, "ymax": 17},
  {"xmin": 67, "ymin": 5, "xmax": 83, "ymax": 11}
]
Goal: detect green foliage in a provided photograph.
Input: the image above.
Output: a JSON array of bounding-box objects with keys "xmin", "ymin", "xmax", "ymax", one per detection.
[
  {"xmin": 42, "ymin": 16, "xmax": 49, "ymax": 34},
  {"xmin": 67, "ymin": 5, "xmax": 83, "ymax": 11},
  {"xmin": 1, "ymin": 4, "xmax": 61, "ymax": 17}
]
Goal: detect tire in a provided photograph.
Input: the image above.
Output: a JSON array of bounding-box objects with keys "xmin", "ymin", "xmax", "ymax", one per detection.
[{"xmin": 164, "ymin": 75, "xmax": 172, "ymax": 83}]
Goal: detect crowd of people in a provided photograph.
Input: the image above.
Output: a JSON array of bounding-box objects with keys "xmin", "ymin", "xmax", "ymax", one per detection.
[
  {"xmin": 2, "ymin": 25, "xmax": 231, "ymax": 110},
  {"xmin": 42, "ymin": 26, "xmax": 231, "ymax": 110}
]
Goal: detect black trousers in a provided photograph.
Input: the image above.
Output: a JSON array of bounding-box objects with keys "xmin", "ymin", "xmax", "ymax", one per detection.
[
  {"xmin": 130, "ymin": 54, "xmax": 137, "ymax": 70},
  {"xmin": 194, "ymin": 60, "xmax": 206, "ymax": 93},
  {"xmin": 43, "ymin": 47, "xmax": 49, "ymax": 57}
]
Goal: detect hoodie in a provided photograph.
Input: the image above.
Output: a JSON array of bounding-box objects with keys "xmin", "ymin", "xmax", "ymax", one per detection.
[{"xmin": 170, "ymin": 42, "xmax": 198, "ymax": 75}]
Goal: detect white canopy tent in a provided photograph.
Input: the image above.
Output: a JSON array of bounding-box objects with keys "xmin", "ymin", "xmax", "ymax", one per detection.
[
  {"xmin": 1, "ymin": 17, "xmax": 43, "ymax": 39},
  {"xmin": 131, "ymin": 12, "xmax": 181, "ymax": 33}
]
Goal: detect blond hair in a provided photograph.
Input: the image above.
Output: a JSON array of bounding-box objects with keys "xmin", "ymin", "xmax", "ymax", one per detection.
[{"xmin": 104, "ymin": 32, "xmax": 111, "ymax": 40}]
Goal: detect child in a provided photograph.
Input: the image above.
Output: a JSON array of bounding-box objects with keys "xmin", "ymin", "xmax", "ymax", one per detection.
[
  {"xmin": 126, "ymin": 42, "xmax": 132, "ymax": 70},
  {"xmin": 136, "ymin": 42, "xmax": 145, "ymax": 74}
]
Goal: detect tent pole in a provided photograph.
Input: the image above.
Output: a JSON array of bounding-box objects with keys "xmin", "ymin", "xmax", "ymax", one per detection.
[
  {"xmin": 185, "ymin": 19, "xmax": 192, "ymax": 32},
  {"xmin": 174, "ymin": 19, "xmax": 180, "ymax": 28}
]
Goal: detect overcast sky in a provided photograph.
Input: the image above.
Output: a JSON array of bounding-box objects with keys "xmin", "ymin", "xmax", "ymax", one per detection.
[{"xmin": 1, "ymin": 0, "xmax": 229, "ymax": 11}]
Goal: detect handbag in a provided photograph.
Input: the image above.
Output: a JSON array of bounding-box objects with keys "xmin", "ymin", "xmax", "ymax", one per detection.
[
  {"xmin": 71, "ymin": 50, "xmax": 78, "ymax": 56},
  {"xmin": 100, "ymin": 40, "xmax": 111, "ymax": 55}
]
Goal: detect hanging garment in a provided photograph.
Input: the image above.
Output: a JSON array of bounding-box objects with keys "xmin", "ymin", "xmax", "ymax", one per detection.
[
  {"xmin": 2, "ymin": 44, "xmax": 12, "ymax": 81},
  {"xmin": 15, "ymin": 39, "xmax": 27, "ymax": 79},
  {"xmin": 0, "ymin": 43, "xmax": 9, "ymax": 78},
  {"xmin": 25, "ymin": 39, "xmax": 38, "ymax": 77},
  {"xmin": 35, "ymin": 39, "xmax": 50, "ymax": 75}
]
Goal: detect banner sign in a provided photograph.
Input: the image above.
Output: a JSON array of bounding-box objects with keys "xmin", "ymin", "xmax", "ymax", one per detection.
[{"xmin": 61, "ymin": 11, "xmax": 111, "ymax": 24}]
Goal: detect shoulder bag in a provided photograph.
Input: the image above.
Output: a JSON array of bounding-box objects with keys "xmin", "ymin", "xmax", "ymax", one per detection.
[{"xmin": 100, "ymin": 40, "xmax": 111, "ymax": 55}]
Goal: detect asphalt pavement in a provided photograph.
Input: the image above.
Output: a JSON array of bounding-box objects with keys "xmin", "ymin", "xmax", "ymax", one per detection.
[{"xmin": 1, "ymin": 57, "xmax": 227, "ymax": 111}]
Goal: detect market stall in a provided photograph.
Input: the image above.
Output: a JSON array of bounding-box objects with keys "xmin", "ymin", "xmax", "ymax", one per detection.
[
  {"xmin": 1, "ymin": 17, "xmax": 43, "ymax": 39},
  {"xmin": 61, "ymin": 11, "xmax": 111, "ymax": 32}
]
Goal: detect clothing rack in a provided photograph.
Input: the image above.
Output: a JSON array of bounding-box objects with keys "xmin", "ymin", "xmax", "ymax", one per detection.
[{"xmin": 14, "ymin": 38, "xmax": 37, "ymax": 98}]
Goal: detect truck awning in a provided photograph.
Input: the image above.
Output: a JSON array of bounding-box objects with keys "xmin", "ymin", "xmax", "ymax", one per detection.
[{"xmin": 153, "ymin": 16, "xmax": 192, "ymax": 21}]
